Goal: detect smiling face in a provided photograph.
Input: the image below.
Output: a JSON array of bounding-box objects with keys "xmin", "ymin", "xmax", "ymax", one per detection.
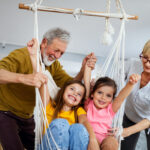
[
  {"xmin": 63, "ymin": 83, "xmax": 85, "ymax": 108},
  {"xmin": 41, "ymin": 38, "xmax": 67, "ymax": 66},
  {"xmin": 92, "ymin": 85, "xmax": 114, "ymax": 110}
]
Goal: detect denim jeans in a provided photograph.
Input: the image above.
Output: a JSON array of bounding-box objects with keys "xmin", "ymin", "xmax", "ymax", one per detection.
[{"xmin": 39, "ymin": 118, "xmax": 89, "ymax": 150}]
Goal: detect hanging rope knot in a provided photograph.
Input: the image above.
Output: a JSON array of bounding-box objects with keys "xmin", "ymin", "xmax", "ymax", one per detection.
[
  {"xmin": 102, "ymin": 18, "xmax": 113, "ymax": 45},
  {"xmin": 73, "ymin": 8, "xmax": 83, "ymax": 21},
  {"xmin": 107, "ymin": 21, "xmax": 115, "ymax": 35},
  {"xmin": 102, "ymin": 30, "xmax": 113, "ymax": 45},
  {"xmin": 102, "ymin": 0, "xmax": 115, "ymax": 45},
  {"xmin": 26, "ymin": 3, "xmax": 38, "ymax": 12},
  {"xmin": 122, "ymin": 11, "xmax": 128, "ymax": 21}
]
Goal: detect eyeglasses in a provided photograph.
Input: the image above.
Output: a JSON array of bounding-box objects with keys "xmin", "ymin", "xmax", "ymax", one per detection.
[{"xmin": 139, "ymin": 54, "xmax": 150, "ymax": 64}]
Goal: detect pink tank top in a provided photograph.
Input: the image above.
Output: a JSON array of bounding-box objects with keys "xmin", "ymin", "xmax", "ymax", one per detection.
[{"xmin": 86, "ymin": 99, "xmax": 115, "ymax": 143}]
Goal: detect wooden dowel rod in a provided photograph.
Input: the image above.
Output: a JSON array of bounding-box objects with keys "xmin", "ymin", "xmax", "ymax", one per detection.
[{"xmin": 19, "ymin": 3, "xmax": 138, "ymax": 20}]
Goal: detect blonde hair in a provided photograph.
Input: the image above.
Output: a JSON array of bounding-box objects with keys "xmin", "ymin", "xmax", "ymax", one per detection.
[{"xmin": 142, "ymin": 40, "xmax": 150, "ymax": 55}]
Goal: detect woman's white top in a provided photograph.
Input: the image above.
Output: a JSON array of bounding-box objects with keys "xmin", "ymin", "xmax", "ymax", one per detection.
[{"xmin": 125, "ymin": 58, "xmax": 150, "ymax": 123}]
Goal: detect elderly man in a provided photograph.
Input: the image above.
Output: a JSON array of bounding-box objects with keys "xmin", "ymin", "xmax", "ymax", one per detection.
[{"xmin": 0, "ymin": 28, "xmax": 96, "ymax": 150}]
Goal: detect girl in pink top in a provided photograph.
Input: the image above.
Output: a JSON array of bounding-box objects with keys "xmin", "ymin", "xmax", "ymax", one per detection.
[{"xmin": 84, "ymin": 59, "xmax": 141, "ymax": 149}]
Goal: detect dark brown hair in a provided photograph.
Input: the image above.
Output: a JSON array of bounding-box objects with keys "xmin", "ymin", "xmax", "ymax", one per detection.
[
  {"xmin": 91, "ymin": 77, "xmax": 117, "ymax": 99},
  {"xmin": 51, "ymin": 80, "xmax": 86, "ymax": 123}
]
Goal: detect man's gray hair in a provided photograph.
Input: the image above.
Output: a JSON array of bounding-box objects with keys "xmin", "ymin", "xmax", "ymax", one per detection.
[{"xmin": 43, "ymin": 28, "xmax": 70, "ymax": 45}]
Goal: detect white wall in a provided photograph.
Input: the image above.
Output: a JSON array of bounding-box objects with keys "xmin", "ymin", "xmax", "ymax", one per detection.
[{"xmin": 0, "ymin": 0, "xmax": 150, "ymax": 58}]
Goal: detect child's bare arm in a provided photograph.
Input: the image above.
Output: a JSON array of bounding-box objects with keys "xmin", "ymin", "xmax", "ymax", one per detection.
[
  {"xmin": 39, "ymin": 83, "xmax": 51, "ymax": 106},
  {"xmin": 84, "ymin": 98, "xmax": 91, "ymax": 111},
  {"xmin": 27, "ymin": 38, "xmax": 38, "ymax": 73},
  {"xmin": 112, "ymin": 74, "xmax": 141, "ymax": 113},
  {"xmin": 84, "ymin": 61, "xmax": 92, "ymax": 99},
  {"xmin": 27, "ymin": 38, "xmax": 50, "ymax": 106},
  {"xmin": 79, "ymin": 114, "xmax": 100, "ymax": 150},
  {"xmin": 83, "ymin": 60, "xmax": 92, "ymax": 111},
  {"xmin": 122, "ymin": 119, "xmax": 150, "ymax": 138}
]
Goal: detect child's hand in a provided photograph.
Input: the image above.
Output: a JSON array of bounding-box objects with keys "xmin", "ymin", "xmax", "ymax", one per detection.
[
  {"xmin": 107, "ymin": 128, "xmax": 118, "ymax": 137},
  {"xmin": 83, "ymin": 53, "xmax": 97, "ymax": 70},
  {"xmin": 129, "ymin": 74, "xmax": 141, "ymax": 84},
  {"xmin": 27, "ymin": 38, "xmax": 38, "ymax": 56}
]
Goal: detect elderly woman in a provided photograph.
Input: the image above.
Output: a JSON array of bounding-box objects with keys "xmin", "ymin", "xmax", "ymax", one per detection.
[{"xmin": 121, "ymin": 40, "xmax": 150, "ymax": 150}]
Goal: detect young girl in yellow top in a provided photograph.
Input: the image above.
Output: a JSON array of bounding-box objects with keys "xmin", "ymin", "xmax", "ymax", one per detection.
[{"xmin": 27, "ymin": 39, "xmax": 99, "ymax": 150}]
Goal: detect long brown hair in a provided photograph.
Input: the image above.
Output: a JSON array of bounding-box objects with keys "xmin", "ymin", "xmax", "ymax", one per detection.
[{"xmin": 51, "ymin": 80, "xmax": 86, "ymax": 123}]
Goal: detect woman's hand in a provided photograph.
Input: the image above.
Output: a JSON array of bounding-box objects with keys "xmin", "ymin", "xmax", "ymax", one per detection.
[
  {"xmin": 129, "ymin": 74, "xmax": 141, "ymax": 85},
  {"xmin": 107, "ymin": 127, "xmax": 132, "ymax": 138},
  {"xmin": 121, "ymin": 128, "xmax": 131, "ymax": 138},
  {"xmin": 88, "ymin": 138, "xmax": 100, "ymax": 150},
  {"xmin": 107, "ymin": 128, "xmax": 118, "ymax": 137}
]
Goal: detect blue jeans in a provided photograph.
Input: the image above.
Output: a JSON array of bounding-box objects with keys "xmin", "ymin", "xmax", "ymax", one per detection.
[{"xmin": 39, "ymin": 118, "xmax": 89, "ymax": 150}]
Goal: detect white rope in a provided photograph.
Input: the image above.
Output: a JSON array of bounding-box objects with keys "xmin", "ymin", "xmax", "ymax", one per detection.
[
  {"xmin": 102, "ymin": 0, "xmax": 115, "ymax": 45},
  {"xmin": 100, "ymin": 1, "xmax": 128, "ymax": 148},
  {"xmin": 96, "ymin": 18, "xmax": 127, "ymax": 150},
  {"xmin": 116, "ymin": 127, "xmax": 124, "ymax": 141},
  {"xmin": 116, "ymin": 0, "xmax": 128, "ymax": 21},
  {"xmin": 32, "ymin": 2, "xmax": 42, "ymax": 149},
  {"xmin": 29, "ymin": 1, "xmax": 60, "ymax": 149},
  {"xmin": 111, "ymin": 3, "xmax": 127, "ymax": 143},
  {"xmin": 44, "ymin": 70, "xmax": 60, "ymax": 100},
  {"xmin": 73, "ymin": 8, "xmax": 83, "ymax": 21}
]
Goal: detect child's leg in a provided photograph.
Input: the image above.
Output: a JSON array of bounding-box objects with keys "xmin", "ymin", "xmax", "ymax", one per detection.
[
  {"xmin": 69, "ymin": 123, "xmax": 89, "ymax": 150},
  {"xmin": 40, "ymin": 118, "xmax": 69, "ymax": 150},
  {"xmin": 100, "ymin": 136, "xmax": 118, "ymax": 150}
]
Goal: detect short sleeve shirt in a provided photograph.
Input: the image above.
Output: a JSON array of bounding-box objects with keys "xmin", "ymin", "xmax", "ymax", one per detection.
[
  {"xmin": 124, "ymin": 58, "xmax": 150, "ymax": 122},
  {"xmin": 86, "ymin": 99, "xmax": 115, "ymax": 142},
  {"xmin": 46, "ymin": 101, "xmax": 86, "ymax": 125}
]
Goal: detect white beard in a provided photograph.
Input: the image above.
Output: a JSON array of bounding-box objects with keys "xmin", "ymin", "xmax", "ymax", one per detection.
[{"xmin": 43, "ymin": 51, "xmax": 55, "ymax": 66}]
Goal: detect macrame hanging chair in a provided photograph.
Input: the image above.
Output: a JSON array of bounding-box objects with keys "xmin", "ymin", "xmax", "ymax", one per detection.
[
  {"xmin": 18, "ymin": 0, "xmax": 138, "ymax": 149},
  {"xmin": 96, "ymin": 1, "xmax": 127, "ymax": 149}
]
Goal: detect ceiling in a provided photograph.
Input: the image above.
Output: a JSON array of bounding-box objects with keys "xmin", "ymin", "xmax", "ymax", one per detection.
[{"xmin": 0, "ymin": 0, "xmax": 150, "ymax": 58}]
